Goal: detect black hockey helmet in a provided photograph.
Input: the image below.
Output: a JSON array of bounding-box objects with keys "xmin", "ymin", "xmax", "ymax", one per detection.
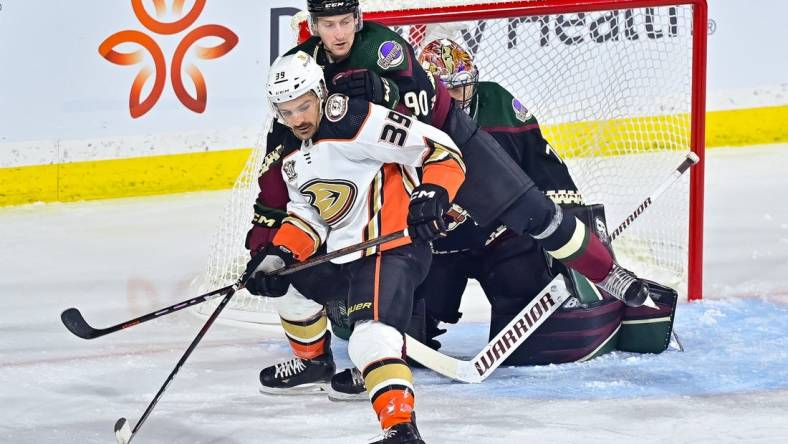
[
  {"xmin": 307, "ymin": 0, "xmax": 359, "ymax": 17},
  {"xmin": 307, "ymin": 0, "xmax": 363, "ymax": 32}
]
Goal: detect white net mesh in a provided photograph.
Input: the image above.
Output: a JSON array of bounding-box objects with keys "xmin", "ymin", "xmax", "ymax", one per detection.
[
  {"xmin": 197, "ymin": 0, "xmax": 701, "ymax": 322},
  {"xmin": 195, "ymin": 119, "xmax": 281, "ymax": 324}
]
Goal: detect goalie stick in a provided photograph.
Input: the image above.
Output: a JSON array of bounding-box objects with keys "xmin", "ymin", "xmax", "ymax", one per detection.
[
  {"xmin": 405, "ymin": 275, "xmax": 569, "ymax": 383},
  {"xmin": 610, "ymin": 151, "xmax": 700, "ymax": 240},
  {"xmin": 112, "ymin": 230, "xmax": 408, "ymax": 444},
  {"xmin": 61, "ymin": 230, "xmax": 407, "ymax": 340},
  {"xmin": 404, "ymin": 152, "xmax": 699, "ymax": 383}
]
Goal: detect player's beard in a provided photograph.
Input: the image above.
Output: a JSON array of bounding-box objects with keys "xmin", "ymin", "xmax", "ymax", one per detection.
[{"xmin": 292, "ymin": 123, "xmax": 316, "ymax": 140}]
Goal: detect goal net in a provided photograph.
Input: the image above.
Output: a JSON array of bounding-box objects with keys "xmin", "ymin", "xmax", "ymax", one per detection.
[{"xmin": 195, "ymin": 0, "xmax": 706, "ymax": 323}]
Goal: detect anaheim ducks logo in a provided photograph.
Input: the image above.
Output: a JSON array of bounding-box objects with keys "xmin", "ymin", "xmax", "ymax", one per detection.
[{"xmin": 300, "ymin": 179, "xmax": 358, "ymax": 225}]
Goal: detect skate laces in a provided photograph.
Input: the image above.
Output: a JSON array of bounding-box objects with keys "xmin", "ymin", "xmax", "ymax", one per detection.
[
  {"xmin": 350, "ymin": 368, "xmax": 364, "ymax": 387},
  {"xmin": 382, "ymin": 426, "xmax": 399, "ymax": 439},
  {"xmin": 599, "ymin": 263, "xmax": 637, "ymax": 300},
  {"xmin": 274, "ymin": 357, "xmax": 306, "ymax": 378}
]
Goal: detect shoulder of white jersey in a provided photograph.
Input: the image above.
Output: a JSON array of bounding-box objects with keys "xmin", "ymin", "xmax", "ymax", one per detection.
[{"xmin": 314, "ymin": 94, "xmax": 372, "ymax": 141}]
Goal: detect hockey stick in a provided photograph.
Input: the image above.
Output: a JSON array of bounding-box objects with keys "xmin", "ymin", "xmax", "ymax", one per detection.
[
  {"xmin": 406, "ymin": 274, "xmax": 570, "ymax": 383},
  {"xmin": 114, "ymin": 285, "xmax": 238, "ymax": 444},
  {"xmin": 61, "ymin": 230, "xmax": 408, "ymax": 340},
  {"xmin": 610, "ymin": 151, "xmax": 700, "ymax": 240},
  {"xmin": 112, "ymin": 229, "xmax": 408, "ymax": 444},
  {"xmin": 61, "ymin": 286, "xmax": 232, "ymax": 340},
  {"xmin": 405, "ymin": 151, "xmax": 700, "ymax": 382}
]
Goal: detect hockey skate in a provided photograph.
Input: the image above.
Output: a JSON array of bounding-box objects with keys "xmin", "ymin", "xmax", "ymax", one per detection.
[
  {"xmin": 369, "ymin": 420, "xmax": 425, "ymax": 444},
  {"xmin": 596, "ymin": 262, "xmax": 653, "ymax": 307},
  {"xmin": 259, "ymin": 348, "xmax": 335, "ymax": 395},
  {"xmin": 327, "ymin": 367, "xmax": 367, "ymax": 401}
]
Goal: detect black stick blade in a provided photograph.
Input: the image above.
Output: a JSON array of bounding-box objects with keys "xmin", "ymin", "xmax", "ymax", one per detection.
[{"xmin": 60, "ymin": 308, "xmax": 99, "ymax": 339}]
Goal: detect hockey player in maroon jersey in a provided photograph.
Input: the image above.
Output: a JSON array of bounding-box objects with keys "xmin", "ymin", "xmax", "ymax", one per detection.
[
  {"xmin": 248, "ymin": 0, "xmax": 654, "ymax": 316},
  {"xmin": 244, "ymin": 51, "xmax": 466, "ymax": 443}
]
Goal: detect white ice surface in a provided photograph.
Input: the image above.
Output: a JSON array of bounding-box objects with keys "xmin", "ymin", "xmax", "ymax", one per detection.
[{"xmin": 1, "ymin": 145, "xmax": 788, "ymax": 443}]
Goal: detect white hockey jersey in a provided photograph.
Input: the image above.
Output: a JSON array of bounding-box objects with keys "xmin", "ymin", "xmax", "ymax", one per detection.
[{"xmin": 272, "ymin": 94, "xmax": 465, "ymax": 264}]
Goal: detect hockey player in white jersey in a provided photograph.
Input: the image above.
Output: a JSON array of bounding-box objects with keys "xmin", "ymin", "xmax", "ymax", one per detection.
[{"xmin": 243, "ymin": 51, "xmax": 465, "ymax": 443}]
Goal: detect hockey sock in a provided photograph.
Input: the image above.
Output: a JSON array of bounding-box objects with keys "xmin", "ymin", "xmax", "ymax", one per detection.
[
  {"xmin": 535, "ymin": 211, "xmax": 614, "ymax": 283},
  {"xmin": 280, "ymin": 312, "xmax": 331, "ymax": 360},
  {"xmin": 349, "ymin": 321, "xmax": 415, "ymax": 429},
  {"xmin": 562, "ymin": 228, "xmax": 615, "ymax": 282},
  {"xmin": 365, "ymin": 358, "xmax": 415, "ymax": 429}
]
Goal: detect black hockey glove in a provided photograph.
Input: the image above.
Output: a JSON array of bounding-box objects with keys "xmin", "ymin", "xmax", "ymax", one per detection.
[
  {"xmin": 407, "ymin": 183, "xmax": 450, "ymax": 243},
  {"xmin": 242, "ymin": 244, "xmax": 296, "ymax": 297},
  {"xmin": 330, "ymin": 69, "xmax": 386, "ymax": 105}
]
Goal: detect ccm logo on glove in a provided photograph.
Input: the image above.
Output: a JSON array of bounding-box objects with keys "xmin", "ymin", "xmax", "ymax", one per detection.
[
  {"xmin": 411, "ymin": 189, "xmax": 436, "ymax": 200},
  {"xmin": 407, "ymin": 183, "xmax": 450, "ymax": 243}
]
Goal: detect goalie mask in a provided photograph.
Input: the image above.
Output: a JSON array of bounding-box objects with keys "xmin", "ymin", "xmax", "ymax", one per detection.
[
  {"xmin": 307, "ymin": 0, "xmax": 363, "ymax": 33},
  {"xmin": 267, "ymin": 51, "xmax": 327, "ymax": 125},
  {"xmin": 419, "ymin": 39, "xmax": 479, "ymax": 110}
]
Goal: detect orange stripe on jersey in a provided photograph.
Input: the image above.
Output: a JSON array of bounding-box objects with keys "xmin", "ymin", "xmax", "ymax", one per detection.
[
  {"xmin": 421, "ymin": 137, "xmax": 466, "ymax": 201},
  {"xmin": 373, "ymin": 253, "xmax": 382, "ymax": 321},
  {"xmin": 422, "ymin": 159, "xmax": 466, "ymax": 201},
  {"xmin": 377, "ymin": 163, "xmax": 413, "ymax": 251},
  {"xmin": 273, "ymin": 222, "xmax": 319, "ymax": 261}
]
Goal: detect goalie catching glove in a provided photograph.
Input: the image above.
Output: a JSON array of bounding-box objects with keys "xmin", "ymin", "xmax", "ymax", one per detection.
[
  {"xmin": 407, "ymin": 183, "xmax": 450, "ymax": 242},
  {"xmin": 330, "ymin": 69, "xmax": 387, "ymax": 105},
  {"xmin": 242, "ymin": 244, "xmax": 296, "ymax": 297}
]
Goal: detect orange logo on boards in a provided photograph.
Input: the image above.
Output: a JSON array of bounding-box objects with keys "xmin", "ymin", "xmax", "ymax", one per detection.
[{"xmin": 99, "ymin": 0, "xmax": 238, "ymax": 118}]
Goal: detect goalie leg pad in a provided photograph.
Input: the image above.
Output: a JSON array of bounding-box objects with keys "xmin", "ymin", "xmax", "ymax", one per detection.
[
  {"xmin": 618, "ymin": 280, "xmax": 678, "ymax": 354},
  {"xmin": 479, "ymin": 236, "xmax": 559, "ymax": 366},
  {"xmin": 504, "ymin": 299, "xmax": 623, "ymax": 365}
]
